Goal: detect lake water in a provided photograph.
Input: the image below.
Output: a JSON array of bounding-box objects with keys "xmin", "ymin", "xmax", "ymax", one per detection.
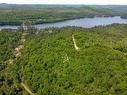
[{"xmin": 0, "ymin": 16, "xmax": 127, "ymax": 30}]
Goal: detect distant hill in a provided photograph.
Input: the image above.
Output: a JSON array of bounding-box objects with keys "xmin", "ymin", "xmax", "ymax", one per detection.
[
  {"xmin": 0, "ymin": 3, "xmax": 84, "ymax": 9},
  {"xmin": 0, "ymin": 4, "xmax": 127, "ymax": 25},
  {"xmin": 0, "ymin": 4, "xmax": 127, "ymax": 10}
]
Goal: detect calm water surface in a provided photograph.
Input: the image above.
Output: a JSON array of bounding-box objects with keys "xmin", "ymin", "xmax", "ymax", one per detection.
[{"xmin": 0, "ymin": 16, "xmax": 127, "ymax": 30}]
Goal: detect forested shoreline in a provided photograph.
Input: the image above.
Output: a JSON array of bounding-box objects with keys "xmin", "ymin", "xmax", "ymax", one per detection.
[{"xmin": 0, "ymin": 4, "xmax": 127, "ymax": 25}]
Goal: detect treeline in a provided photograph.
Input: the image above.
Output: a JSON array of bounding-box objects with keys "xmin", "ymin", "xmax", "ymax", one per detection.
[{"xmin": 0, "ymin": 5, "xmax": 127, "ymax": 25}]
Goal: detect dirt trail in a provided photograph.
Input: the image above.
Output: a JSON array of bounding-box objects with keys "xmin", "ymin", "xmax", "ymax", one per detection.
[
  {"xmin": 20, "ymin": 33, "xmax": 36, "ymax": 95},
  {"xmin": 4, "ymin": 33, "xmax": 26, "ymax": 64},
  {"xmin": 21, "ymin": 82, "xmax": 35, "ymax": 95},
  {"xmin": 4, "ymin": 59, "xmax": 13, "ymax": 64},
  {"xmin": 4, "ymin": 32, "xmax": 36, "ymax": 94},
  {"xmin": 15, "ymin": 33, "xmax": 36, "ymax": 95},
  {"xmin": 14, "ymin": 33, "xmax": 27, "ymax": 57},
  {"xmin": 72, "ymin": 34, "xmax": 80, "ymax": 51},
  {"xmin": 13, "ymin": 33, "xmax": 27, "ymax": 58}
]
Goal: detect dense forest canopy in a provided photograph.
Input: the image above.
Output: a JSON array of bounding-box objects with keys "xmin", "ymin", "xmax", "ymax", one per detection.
[
  {"xmin": 0, "ymin": 24, "xmax": 127, "ymax": 95},
  {"xmin": 0, "ymin": 4, "xmax": 127, "ymax": 25},
  {"xmin": 0, "ymin": 30, "xmax": 22, "ymax": 94}
]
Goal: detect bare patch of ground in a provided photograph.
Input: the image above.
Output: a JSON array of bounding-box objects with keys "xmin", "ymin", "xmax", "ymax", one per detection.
[{"xmin": 72, "ymin": 34, "xmax": 80, "ymax": 51}]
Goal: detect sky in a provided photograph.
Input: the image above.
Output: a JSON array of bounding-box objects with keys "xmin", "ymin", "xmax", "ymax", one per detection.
[{"xmin": 0, "ymin": 0, "xmax": 127, "ymax": 5}]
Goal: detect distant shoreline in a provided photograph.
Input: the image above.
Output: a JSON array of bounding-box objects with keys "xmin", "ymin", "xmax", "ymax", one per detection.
[
  {"xmin": 0, "ymin": 16, "xmax": 126, "ymax": 26},
  {"xmin": 0, "ymin": 16, "xmax": 127, "ymax": 30}
]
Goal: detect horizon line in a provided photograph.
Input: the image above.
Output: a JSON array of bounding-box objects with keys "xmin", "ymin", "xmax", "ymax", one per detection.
[{"xmin": 0, "ymin": 3, "xmax": 127, "ymax": 5}]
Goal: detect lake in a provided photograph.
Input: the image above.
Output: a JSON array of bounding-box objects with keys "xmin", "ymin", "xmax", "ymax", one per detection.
[{"xmin": 0, "ymin": 16, "xmax": 127, "ymax": 30}]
